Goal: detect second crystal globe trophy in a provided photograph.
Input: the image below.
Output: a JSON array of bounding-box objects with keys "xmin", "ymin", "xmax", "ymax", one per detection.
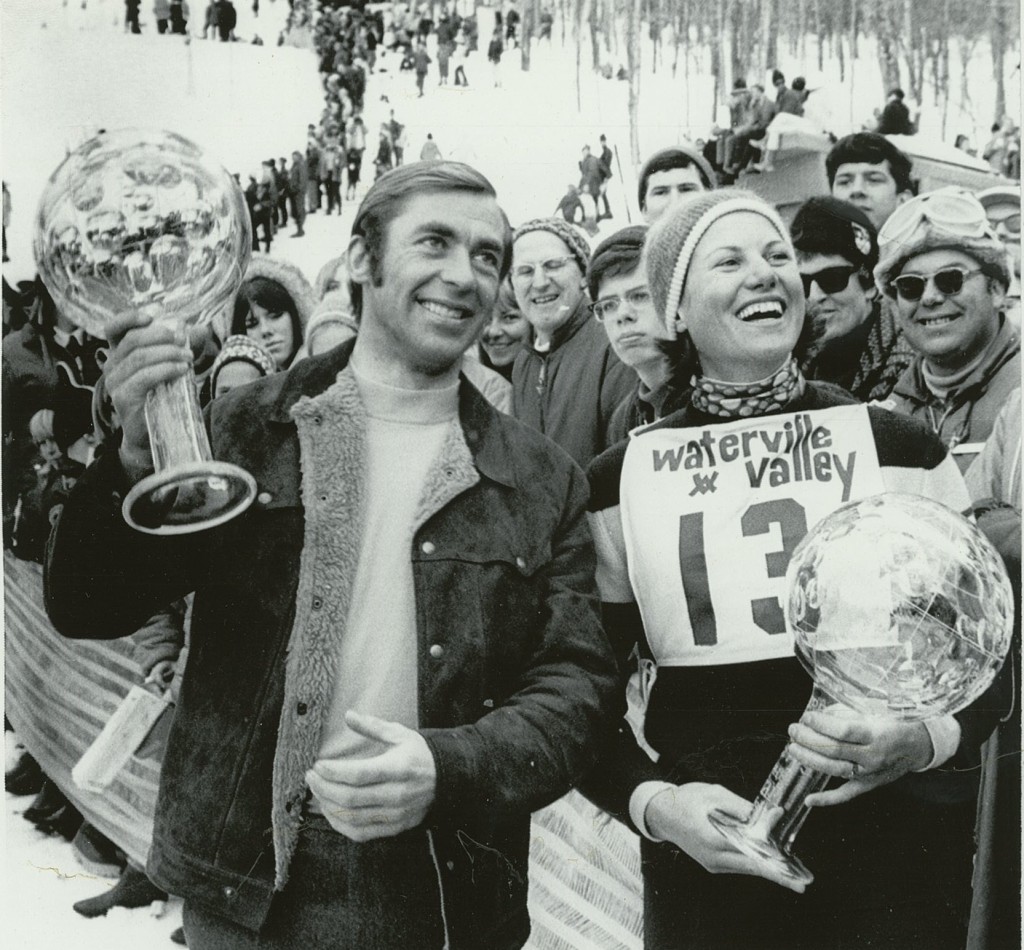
[{"xmin": 708, "ymin": 492, "xmax": 1013, "ymax": 885}]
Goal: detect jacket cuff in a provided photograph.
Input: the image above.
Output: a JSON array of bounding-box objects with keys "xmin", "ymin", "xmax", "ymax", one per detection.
[
  {"xmin": 914, "ymin": 715, "xmax": 961, "ymax": 771},
  {"xmin": 629, "ymin": 781, "xmax": 677, "ymax": 841}
]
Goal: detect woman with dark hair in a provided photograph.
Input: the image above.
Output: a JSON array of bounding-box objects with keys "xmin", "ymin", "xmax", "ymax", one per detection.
[{"xmin": 229, "ymin": 255, "xmax": 316, "ymax": 371}]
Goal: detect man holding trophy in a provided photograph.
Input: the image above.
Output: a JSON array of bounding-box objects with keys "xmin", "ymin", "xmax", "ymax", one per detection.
[{"xmin": 44, "ymin": 151, "xmax": 619, "ymax": 949}]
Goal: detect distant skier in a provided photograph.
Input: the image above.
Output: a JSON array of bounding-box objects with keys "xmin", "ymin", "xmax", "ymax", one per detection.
[{"xmin": 420, "ymin": 134, "xmax": 442, "ymax": 161}]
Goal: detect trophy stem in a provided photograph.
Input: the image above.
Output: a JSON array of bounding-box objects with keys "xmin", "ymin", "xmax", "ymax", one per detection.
[
  {"xmin": 708, "ymin": 688, "xmax": 833, "ymax": 886},
  {"xmin": 145, "ymin": 370, "xmax": 212, "ymax": 471},
  {"xmin": 122, "ymin": 370, "xmax": 256, "ymax": 535}
]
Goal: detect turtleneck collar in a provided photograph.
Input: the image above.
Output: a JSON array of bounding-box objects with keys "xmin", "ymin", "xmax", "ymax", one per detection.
[{"xmin": 348, "ymin": 351, "xmax": 458, "ymax": 425}]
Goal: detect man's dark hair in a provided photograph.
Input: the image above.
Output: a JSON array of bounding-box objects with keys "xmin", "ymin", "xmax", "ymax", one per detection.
[
  {"xmin": 637, "ymin": 146, "xmax": 715, "ymax": 208},
  {"xmin": 889, "ymin": 87, "xmax": 905, "ymax": 100},
  {"xmin": 772, "ymin": 69, "xmax": 785, "ymax": 86},
  {"xmin": 825, "ymin": 132, "xmax": 914, "ymax": 194},
  {"xmin": 732, "ymin": 77, "xmax": 747, "ymax": 91},
  {"xmin": 587, "ymin": 225, "xmax": 646, "ymax": 301},
  {"xmin": 349, "ymin": 161, "xmax": 512, "ymax": 316},
  {"xmin": 792, "ymin": 76, "xmax": 806, "ymax": 92}
]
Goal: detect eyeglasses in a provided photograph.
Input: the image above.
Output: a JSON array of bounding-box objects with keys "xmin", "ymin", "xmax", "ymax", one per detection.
[
  {"xmin": 511, "ymin": 256, "xmax": 576, "ymax": 282},
  {"xmin": 590, "ymin": 286, "xmax": 653, "ymax": 321},
  {"xmin": 800, "ymin": 265, "xmax": 857, "ymax": 298},
  {"xmin": 881, "ymin": 188, "xmax": 994, "ymax": 250},
  {"xmin": 890, "ymin": 267, "xmax": 984, "ymax": 302}
]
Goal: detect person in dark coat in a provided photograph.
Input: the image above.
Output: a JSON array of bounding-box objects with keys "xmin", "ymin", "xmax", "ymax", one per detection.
[
  {"xmin": 45, "ymin": 160, "xmax": 618, "ymax": 950},
  {"xmin": 125, "ymin": 0, "xmax": 142, "ymax": 33},
  {"xmin": 876, "ymin": 87, "xmax": 914, "ymax": 135},
  {"xmin": 216, "ymin": 0, "xmax": 236, "ymax": 41},
  {"xmin": 288, "ymin": 151, "xmax": 308, "ymax": 237}
]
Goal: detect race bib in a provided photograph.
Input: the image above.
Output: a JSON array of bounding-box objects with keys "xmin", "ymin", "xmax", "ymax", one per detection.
[{"xmin": 620, "ymin": 405, "xmax": 885, "ymax": 666}]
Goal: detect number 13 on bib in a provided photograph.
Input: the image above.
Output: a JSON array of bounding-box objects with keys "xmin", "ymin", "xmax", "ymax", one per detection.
[{"xmin": 620, "ymin": 405, "xmax": 885, "ymax": 668}]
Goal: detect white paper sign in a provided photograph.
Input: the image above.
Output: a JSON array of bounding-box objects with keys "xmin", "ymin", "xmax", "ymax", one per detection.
[{"xmin": 620, "ymin": 405, "xmax": 886, "ymax": 667}]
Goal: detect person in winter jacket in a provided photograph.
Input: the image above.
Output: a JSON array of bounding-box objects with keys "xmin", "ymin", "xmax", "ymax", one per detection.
[
  {"xmin": 510, "ymin": 218, "xmax": 635, "ymax": 467},
  {"xmin": 876, "ymin": 188, "xmax": 1020, "ymax": 472},
  {"xmin": 791, "ymin": 196, "xmax": 913, "ymax": 402},
  {"xmin": 288, "ymin": 151, "xmax": 308, "ymax": 237}
]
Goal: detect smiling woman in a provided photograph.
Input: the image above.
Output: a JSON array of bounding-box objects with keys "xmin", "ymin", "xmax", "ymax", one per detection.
[{"xmin": 582, "ymin": 188, "xmax": 1003, "ymax": 950}]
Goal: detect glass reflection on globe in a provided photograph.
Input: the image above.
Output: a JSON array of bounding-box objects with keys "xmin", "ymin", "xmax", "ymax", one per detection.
[
  {"xmin": 789, "ymin": 492, "xmax": 1013, "ymax": 721},
  {"xmin": 710, "ymin": 492, "xmax": 1013, "ymax": 887},
  {"xmin": 34, "ymin": 129, "xmax": 255, "ymax": 534}
]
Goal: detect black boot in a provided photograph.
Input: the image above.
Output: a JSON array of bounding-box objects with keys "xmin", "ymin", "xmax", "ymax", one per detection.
[
  {"xmin": 23, "ymin": 779, "xmax": 67, "ymax": 825},
  {"xmin": 73, "ymin": 865, "xmax": 168, "ymax": 919},
  {"xmin": 72, "ymin": 823, "xmax": 126, "ymax": 878},
  {"xmin": 6, "ymin": 750, "xmax": 44, "ymax": 796},
  {"xmin": 36, "ymin": 801, "xmax": 84, "ymax": 840}
]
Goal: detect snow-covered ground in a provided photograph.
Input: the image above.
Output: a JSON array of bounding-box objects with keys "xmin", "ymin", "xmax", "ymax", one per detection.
[{"xmin": 1, "ymin": 2, "xmax": 1018, "ymax": 947}]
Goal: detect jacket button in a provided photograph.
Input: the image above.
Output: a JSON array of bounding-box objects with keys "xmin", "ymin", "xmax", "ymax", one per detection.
[
  {"xmin": 446, "ymin": 859, "xmax": 455, "ymax": 871},
  {"xmin": 257, "ymin": 491, "xmax": 273, "ymax": 505},
  {"xmin": 223, "ymin": 886, "xmax": 235, "ymax": 899},
  {"xmin": 429, "ymin": 644, "xmax": 443, "ymax": 659},
  {"xmin": 421, "ymin": 541, "xmax": 436, "ymax": 555},
  {"xmin": 312, "ymin": 414, "xmax": 323, "ymax": 426},
  {"xmin": 443, "ymin": 468, "xmax": 455, "ymax": 479},
  {"xmin": 297, "ymin": 702, "xmax": 308, "ymax": 715},
  {"xmin": 312, "ymin": 596, "xmax": 323, "ymax": 610},
  {"xmin": 515, "ymin": 556, "xmax": 527, "ymax": 570},
  {"xmin": 483, "ymin": 698, "xmax": 494, "ymax": 708},
  {"xmin": 318, "ymin": 493, "xmax": 328, "ymax": 503}
]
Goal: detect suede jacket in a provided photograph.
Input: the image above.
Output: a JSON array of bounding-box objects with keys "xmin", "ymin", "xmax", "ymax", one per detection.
[{"xmin": 45, "ymin": 340, "xmax": 619, "ymax": 948}]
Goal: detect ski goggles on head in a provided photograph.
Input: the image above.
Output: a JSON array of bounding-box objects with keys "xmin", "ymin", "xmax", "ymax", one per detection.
[
  {"xmin": 801, "ymin": 265, "xmax": 858, "ymax": 297},
  {"xmin": 881, "ymin": 188, "xmax": 993, "ymax": 249},
  {"xmin": 993, "ymin": 213, "xmax": 1021, "ymax": 236},
  {"xmin": 890, "ymin": 266, "xmax": 984, "ymax": 302}
]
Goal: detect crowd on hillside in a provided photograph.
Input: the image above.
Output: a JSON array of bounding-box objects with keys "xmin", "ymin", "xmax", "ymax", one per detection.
[{"xmin": 4, "ymin": 3, "xmax": 1023, "ymax": 950}]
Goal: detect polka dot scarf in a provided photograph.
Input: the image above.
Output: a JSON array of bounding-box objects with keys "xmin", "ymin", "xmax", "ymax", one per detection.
[{"xmin": 690, "ymin": 357, "xmax": 806, "ymax": 418}]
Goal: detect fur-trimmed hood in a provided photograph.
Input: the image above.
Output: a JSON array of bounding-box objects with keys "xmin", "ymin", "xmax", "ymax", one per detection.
[{"xmin": 214, "ymin": 254, "xmax": 317, "ymax": 342}]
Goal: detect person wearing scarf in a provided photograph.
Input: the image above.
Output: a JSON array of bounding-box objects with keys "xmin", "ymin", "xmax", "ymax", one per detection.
[{"xmin": 581, "ymin": 189, "xmax": 1007, "ymax": 950}]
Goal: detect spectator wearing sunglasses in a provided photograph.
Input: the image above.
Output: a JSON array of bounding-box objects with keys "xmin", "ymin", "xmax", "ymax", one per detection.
[
  {"xmin": 977, "ymin": 185, "xmax": 1021, "ymax": 325},
  {"xmin": 791, "ymin": 196, "xmax": 914, "ymax": 401},
  {"xmin": 510, "ymin": 218, "xmax": 634, "ymax": 467},
  {"xmin": 876, "ymin": 187, "xmax": 1020, "ymax": 472}
]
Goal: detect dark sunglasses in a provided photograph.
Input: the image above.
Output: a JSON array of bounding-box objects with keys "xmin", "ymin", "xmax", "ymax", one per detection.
[
  {"xmin": 890, "ymin": 267, "xmax": 984, "ymax": 302},
  {"xmin": 801, "ymin": 265, "xmax": 857, "ymax": 297}
]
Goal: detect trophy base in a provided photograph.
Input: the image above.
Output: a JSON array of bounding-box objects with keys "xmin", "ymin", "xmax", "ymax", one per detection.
[
  {"xmin": 708, "ymin": 808, "xmax": 814, "ymax": 887},
  {"xmin": 123, "ymin": 461, "xmax": 257, "ymax": 535}
]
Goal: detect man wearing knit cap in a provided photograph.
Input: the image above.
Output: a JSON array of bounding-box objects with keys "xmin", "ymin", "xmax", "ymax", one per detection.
[
  {"xmin": 637, "ymin": 145, "xmax": 716, "ymax": 223},
  {"xmin": 876, "ymin": 187, "xmax": 1020, "ymax": 471},
  {"xmin": 510, "ymin": 217, "xmax": 635, "ymax": 467},
  {"xmin": 790, "ymin": 195, "xmax": 913, "ymax": 401}
]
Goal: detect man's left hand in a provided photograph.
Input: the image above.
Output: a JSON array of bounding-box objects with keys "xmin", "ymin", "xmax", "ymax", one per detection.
[
  {"xmin": 787, "ymin": 708, "xmax": 934, "ymax": 807},
  {"xmin": 306, "ymin": 711, "xmax": 437, "ymax": 842}
]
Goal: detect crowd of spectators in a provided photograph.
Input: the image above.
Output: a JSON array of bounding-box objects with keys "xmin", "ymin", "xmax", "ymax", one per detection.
[{"xmin": 3, "ymin": 5, "xmax": 1022, "ymax": 949}]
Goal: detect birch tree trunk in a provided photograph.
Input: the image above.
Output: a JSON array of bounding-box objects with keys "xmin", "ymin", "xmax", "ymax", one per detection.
[{"xmin": 627, "ymin": 0, "xmax": 642, "ymax": 166}]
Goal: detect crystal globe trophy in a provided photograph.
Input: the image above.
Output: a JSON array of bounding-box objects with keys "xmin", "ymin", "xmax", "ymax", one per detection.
[
  {"xmin": 709, "ymin": 492, "xmax": 1013, "ymax": 885},
  {"xmin": 34, "ymin": 129, "xmax": 255, "ymax": 534}
]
